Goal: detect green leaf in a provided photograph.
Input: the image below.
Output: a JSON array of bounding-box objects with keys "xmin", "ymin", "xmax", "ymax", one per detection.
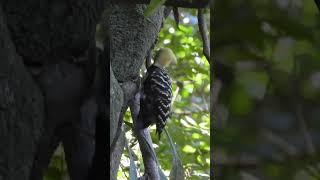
[{"xmin": 144, "ymin": 0, "xmax": 166, "ymax": 17}]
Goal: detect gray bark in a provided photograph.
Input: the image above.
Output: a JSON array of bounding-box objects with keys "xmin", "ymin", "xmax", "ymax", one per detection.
[
  {"xmin": 108, "ymin": 3, "xmax": 165, "ymax": 179},
  {"xmin": 0, "ymin": 1, "xmax": 105, "ymax": 180},
  {"xmin": 110, "ymin": 65, "xmax": 125, "ymax": 180},
  {"xmin": 110, "ymin": 66, "xmax": 124, "ymax": 146},
  {"xmin": 0, "ymin": 5, "xmax": 44, "ymax": 180},
  {"xmin": 110, "ymin": 4, "xmax": 164, "ymax": 82}
]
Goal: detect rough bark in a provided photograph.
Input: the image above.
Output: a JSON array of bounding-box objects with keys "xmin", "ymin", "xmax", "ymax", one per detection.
[
  {"xmin": 2, "ymin": 0, "xmax": 104, "ymax": 67},
  {"xmin": 1, "ymin": 1, "xmax": 105, "ymax": 180},
  {"xmin": 110, "ymin": 65, "xmax": 125, "ymax": 180},
  {"xmin": 110, "ymin": 4, "xmax": 164, "ymax": 82},
  {"xmin": 0, "ymin": 5, "xmax": 44, "ymax": 180},
  {"xmin": 108, "ymin": 3, "xmax": 165, "ymax": 179}
]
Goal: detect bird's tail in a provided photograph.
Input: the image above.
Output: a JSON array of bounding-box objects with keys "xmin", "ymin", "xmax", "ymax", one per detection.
[{"xmin": 156, "ymin": 124, "xmax": 165, "ymax": 140}]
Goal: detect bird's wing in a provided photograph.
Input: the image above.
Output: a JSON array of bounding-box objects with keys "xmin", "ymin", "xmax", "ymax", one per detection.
[{"xmin": 149, "ymin": 69, "xmax": 172, "ymax": 135}]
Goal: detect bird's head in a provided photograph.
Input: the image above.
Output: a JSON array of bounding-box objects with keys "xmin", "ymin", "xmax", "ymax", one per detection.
[{"xmin": 153, "ymin": 48, "xmax": 177, "ymax": 68}]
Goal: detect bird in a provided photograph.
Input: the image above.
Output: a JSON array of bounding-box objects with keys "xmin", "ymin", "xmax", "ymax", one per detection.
[{"xmin": 138, "ymin": 48, "xmax": 177, "ymax": 139}]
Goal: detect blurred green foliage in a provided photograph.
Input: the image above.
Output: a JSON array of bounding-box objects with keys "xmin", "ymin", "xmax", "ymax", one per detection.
[{"xmin": 214, "ymin": 0, "xmax": 320, "ymax": 179}]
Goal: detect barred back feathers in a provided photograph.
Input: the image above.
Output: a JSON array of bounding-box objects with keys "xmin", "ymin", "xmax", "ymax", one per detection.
[{"xmin": 139, "ymin": 65, "xmax": 172, "ymax": 138}]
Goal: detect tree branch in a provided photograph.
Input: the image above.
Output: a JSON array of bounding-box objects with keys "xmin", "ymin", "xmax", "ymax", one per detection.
[
  {"xmin": 111, "ymin": 79, "xmax": 140, "ymax": 153},
  {"xmin": 314, "ymin": 0, "xmax": 320, "ymax": 12},
  {"xmin": 295, "ymin": 101, "xmax": 315, "ymax": 155},
  {"xmin": 262, "ymin": 129, "xmax": 298, "ymax": 156},
  {"xmin": 214, "ymin": 154, "xmax": 261, "ymax": 168},
  {"xmin": 130, "ymin": 91, "xmax": 160, "ymax": 180},
  {"xmin": 198, "ymin": 8, "xmax": 210, "ymax": 63},
  {"xmin": 292, "ymin": 59, "xmax": 315, "ymax": 155}
]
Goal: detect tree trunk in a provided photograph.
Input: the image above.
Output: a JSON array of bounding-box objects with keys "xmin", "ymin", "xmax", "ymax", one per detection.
[
  {"xmin": 0, "ymin": 1, "xmax": 105, "ymax": 180},
  {"xmin": 108, "ymin": 3, "xmax": 165, "ymax": 179},
  {"xmin": 0, "ymin": 5, "xmax": 45, "ymax": 180}
]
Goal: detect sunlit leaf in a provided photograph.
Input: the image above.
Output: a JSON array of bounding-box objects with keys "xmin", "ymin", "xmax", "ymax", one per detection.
[{"xmin": 182, "ymin": 145, "xmax": 196, "ymax": 153}]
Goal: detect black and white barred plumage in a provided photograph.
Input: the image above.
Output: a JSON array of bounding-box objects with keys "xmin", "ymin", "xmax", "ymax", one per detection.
[{"xmin": 139, "ymin": 65, "xmax": 172, "ymax": 138}]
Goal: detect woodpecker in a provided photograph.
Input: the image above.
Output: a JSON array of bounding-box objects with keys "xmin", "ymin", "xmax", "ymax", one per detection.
[{"xmin": 138, "ymin": 48, "xmax": 177, "ymax": 139}]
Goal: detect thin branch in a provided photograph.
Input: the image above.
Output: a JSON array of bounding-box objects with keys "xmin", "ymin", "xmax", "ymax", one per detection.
[
  {"xmin": 305, "ymin": 165, "xmax": 320, "ymax": 179},
  {"xmin": 315, "ymin": 0, "xmax": 320, "ymax": 12},
  {"xmin": 295, "ymin": 103, "xmax": 315, "ymax": 155},
  {"xmin": 173, "ymin": 7, "xmax": 180, "ymax": 30},
  {"xmin": 198, "ymin": 8, "xmax": 210, "ymax": 63},
  {"xmin": 110, "ymin": 105, "xmax": 126, "ymax": 153},
  {"xmin": 215, "ymin": 154, "xmax": 261, "ymax": 168},
  {"xmin": 262, "ymin": 129, "xmax": 298, "ymax": 156},
  {"xmin": 130, "ymin": 91, "xmax": 160, "ymax": 180},
  {"xmin": 293, "ymin": 59, "xmax": 315, "ymax": 155}
]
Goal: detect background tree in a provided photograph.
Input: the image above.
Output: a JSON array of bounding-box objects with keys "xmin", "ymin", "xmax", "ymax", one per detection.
[
  {"xmin": 0, "ymin": 1, "xmax": 104, "ymax": 180},
  {"xmin": 213, "ymin": 0, "xmax": 320, "ymax": 179},
  {"xmin": 0, "ymin": 5, "xmax": 45, "ymax": 180}
]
